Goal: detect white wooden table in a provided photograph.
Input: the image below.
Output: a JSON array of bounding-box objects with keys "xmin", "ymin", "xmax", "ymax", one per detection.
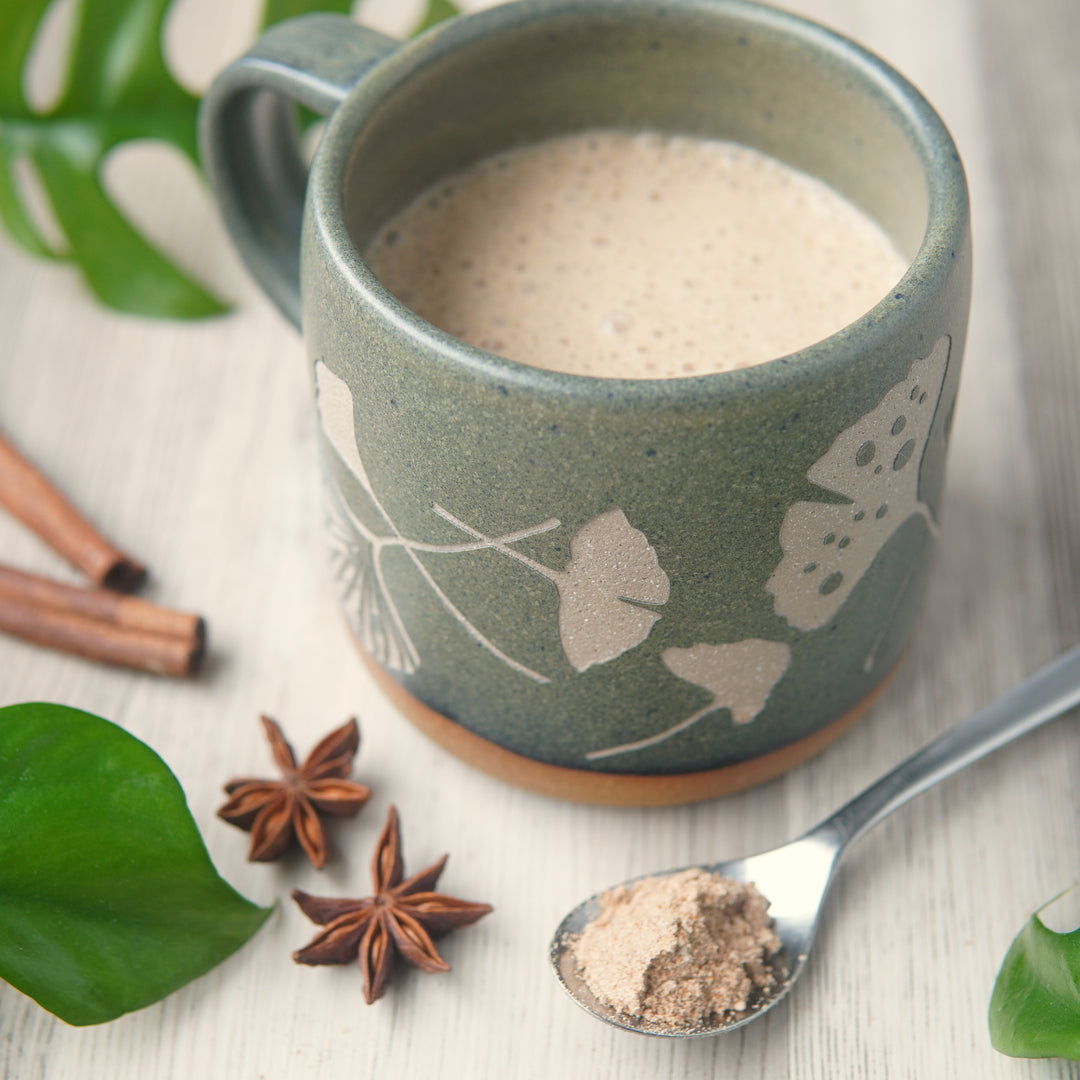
[{"xmin": 2, "ymin": 0, "xmax": 1079, "ymax": 1076}]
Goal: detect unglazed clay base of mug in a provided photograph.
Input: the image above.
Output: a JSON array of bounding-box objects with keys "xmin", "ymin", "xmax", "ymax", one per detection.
[{"xmin": 357, "ymin": 638, "xmax": 900, "ymax": 807}]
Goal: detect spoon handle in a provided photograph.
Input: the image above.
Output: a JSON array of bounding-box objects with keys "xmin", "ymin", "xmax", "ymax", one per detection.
[{"xmin": 816, "ymin": 644, "xmax": 1080, "ymax": 851}]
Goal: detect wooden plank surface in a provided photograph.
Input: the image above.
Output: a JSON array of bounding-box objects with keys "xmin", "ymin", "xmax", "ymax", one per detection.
[{"xmin": 1, "ymin": 0, "xmax": 1078, "ymax": 1076}]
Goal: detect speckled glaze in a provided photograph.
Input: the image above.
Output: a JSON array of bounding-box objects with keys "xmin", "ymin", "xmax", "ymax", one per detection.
[{"xmin": 201, "ymin": 0, "xmax": 970, "ymax": 803}]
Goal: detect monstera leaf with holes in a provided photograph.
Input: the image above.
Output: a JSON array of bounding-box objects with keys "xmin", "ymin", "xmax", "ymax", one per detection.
[
  {"xmin": 989, "ymin": 897, "xmax": 1080, "ymax": 1061},
  {"xmin": 0, "ymin": 0, "xmax": 457, "ymax": 319}
]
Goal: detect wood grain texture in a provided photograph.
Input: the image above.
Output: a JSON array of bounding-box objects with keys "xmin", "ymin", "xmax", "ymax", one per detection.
[
  {"xmin": 977, "ymin": 0, "xmax": 1080, "ymax": 649},
  {"xmin": 1, "ymin": 0, "xmax": 1078, "ymax": 1077}
]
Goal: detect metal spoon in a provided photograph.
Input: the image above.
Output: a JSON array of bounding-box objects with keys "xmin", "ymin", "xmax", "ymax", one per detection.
[{"xmin": 550, "ymin": 644, "xmax": 1080, "ymax": 1037}]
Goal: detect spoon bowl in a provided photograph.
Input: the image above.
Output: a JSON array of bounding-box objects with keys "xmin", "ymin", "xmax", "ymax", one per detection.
[
  {"xmin": 550, "ymin": 645, "xmax": 1080, "ymax": 1036},
  {"xmin": 550, "ymin": 830, "xmax": 840, "ymax": 1036}
]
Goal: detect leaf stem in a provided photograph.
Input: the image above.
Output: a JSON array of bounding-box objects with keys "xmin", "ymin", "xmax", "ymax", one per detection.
[
  {"xmin": 430, "ymin": 504, "xmax": 560, "ymax": 581},
  {"xmin": 396, "ymin": 542, "xmax": 551, "ymax": 684},
  {"xmin": 584, "ymin": 700, "xmax": 720, "ymax": 760},
  {"xmin": 328, "ymin": 420, "xmax": 554, "ymax": 682},
  {"xmin": 339, "ymin": 500, "xmax": 420, "ymax": 671}
]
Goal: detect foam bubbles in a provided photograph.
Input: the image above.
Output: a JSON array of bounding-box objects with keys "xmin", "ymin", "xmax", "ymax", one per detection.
[{"xmin": 365, "ymin": 131, "xmax": 908, "ymax": 379}]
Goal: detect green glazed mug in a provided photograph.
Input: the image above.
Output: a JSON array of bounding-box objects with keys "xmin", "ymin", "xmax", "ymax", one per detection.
[{"xmin": 200, "ymin": 0, "xmax": 970, "ymax": 805}]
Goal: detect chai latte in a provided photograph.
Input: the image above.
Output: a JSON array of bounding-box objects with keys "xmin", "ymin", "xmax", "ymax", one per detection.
[{"xmin": 365, "ymin": 131, "xmax": 908, "ymax": 378}]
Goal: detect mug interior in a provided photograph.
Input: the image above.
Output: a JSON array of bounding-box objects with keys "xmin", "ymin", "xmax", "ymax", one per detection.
[{"xmin": 340, "ymin": 0, "xmax": 938, "ymax": 270}]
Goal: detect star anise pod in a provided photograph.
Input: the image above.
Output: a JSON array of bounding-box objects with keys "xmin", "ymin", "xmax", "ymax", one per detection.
[
  {"xmin": 218, "ymin": 715, "xmax": 371, "ymax": 868},
  {"xmin": 291, "ymin": 805, "xmax": 493, "ymax": 1003}
]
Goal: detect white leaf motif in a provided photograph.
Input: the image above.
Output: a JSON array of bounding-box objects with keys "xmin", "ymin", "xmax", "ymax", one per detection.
[
  {"xmin": 315, "ymin": 360, "xmax": 372, "ymax": 493},
  {"xmin": 312, "ymin": 364, "xmax": 669, "ymax": 681},
  {"xmin": 552, "ymin": 510, "xmax": 670, "ymax": 673},
  {"xmin": 585, "ymin": 638, "xmax": 791, "ymax": 760},
  {"xmin": 661, "ymin": 640, "xmax": 792, "ymax": 725},
  {"xmin": 767, "ymin": 335, "xmax": 950, "ymax": 631},
  {"xmin": 324, "ymin": 486, "xmax": 418, "ymax": 675}
]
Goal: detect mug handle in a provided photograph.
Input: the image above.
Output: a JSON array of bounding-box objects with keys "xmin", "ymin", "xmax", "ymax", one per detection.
[{"xmin": 199, "ymin": 14, "xmax": 398, "ymax": 328}]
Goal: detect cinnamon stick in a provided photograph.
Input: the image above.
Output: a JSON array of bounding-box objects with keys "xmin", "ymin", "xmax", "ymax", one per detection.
[
  {"xmin": 0, "ymin": 432, "xmax": 146, "ymax": 592},
  {"xmin": 0, "ymin": 564, "xmax": 204, "ymax": 676}
]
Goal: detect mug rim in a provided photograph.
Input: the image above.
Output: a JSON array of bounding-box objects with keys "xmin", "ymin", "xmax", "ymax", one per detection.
[{"xmin": 307, "ymin": 0, "xmax": 969, "ymax": 401}]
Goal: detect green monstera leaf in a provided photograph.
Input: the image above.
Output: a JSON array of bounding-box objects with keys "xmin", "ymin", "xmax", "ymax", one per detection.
[
  {"xmin": 0, "ymin": 0, "xmax": 240, "ymax": 316},
  {"xmin": 0, "ymin": 0, "xmax": 460, "ymax": 320},
  {"xmin": 989, "ymin": 898, "xmax": 1080, "ymax": 1061},
  {"xmin": 414, "ymin": 0, "xmax": 462, "ymax": 34},
  {"xmin": 0, "ymin": 702, "xmax": 272, "ymax": 1026}
]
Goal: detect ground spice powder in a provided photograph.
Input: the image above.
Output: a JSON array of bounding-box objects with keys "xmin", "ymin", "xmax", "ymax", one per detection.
[{"xmin": 573, "ymin": 868, "xmax": 781, "ymax": 1029}]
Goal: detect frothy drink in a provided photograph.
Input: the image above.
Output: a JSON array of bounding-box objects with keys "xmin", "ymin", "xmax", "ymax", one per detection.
[{"xmin": 365, "ymin": 131, "xmax": 908, "ymax": 378}]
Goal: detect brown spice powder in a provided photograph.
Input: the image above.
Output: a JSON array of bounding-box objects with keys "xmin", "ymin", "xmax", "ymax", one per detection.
[{"xmin": 573, "ymin": 868, "xmax": 781, "ymax": 1030}]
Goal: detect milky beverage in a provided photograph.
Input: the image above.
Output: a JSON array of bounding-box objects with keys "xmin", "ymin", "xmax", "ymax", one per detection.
[{"xmin": 365, "ymin": 131, "xmax": 908, "ymax": 378}]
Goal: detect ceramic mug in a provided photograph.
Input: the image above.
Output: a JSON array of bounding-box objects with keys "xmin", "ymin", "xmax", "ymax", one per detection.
[{"xmin": 200, "ymin": 0, "xmax": 970, "ymax": 805}]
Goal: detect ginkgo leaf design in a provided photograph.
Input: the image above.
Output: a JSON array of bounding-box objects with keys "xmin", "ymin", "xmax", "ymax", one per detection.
[
  {"xmin": 316, "ymin": 361, "xmax": 374, "ymax": 495},
  {"xmin": 314, "ymin": 362, "xmax": 668, "ymax": 681},
  {"xmin": 550, "ymin": 510, "xmax": 670, "ymax": 673},
  {"xmin": 430, "ymin": 506, "xmax": 669, "ymax": 674},
  {"xmin": 766, "ymin": 335, "xmax": 951, "ymax": 632},
  {"xmin": 587, "ymin": 639, "xmax": 791, "ymax": 760},
  {"xmin": 663, "ymin": 640, "xmax": 793, "ymax": 725},
  {"xmin": 325, "ymin": 483, "xmax": 419, "ymax": 676}
]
